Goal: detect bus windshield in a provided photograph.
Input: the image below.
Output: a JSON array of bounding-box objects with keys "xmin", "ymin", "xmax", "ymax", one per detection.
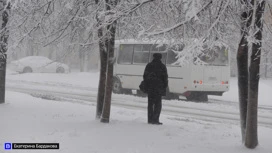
[
  {"xmin": 197, "ymin": 46, "xmax": 228, "ymax": 66},
  {"xmin": 117, "ymin": 44, "xmax": 168, "ymax": 65}
]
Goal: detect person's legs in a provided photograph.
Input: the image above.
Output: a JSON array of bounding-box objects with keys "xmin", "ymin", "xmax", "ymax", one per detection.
[
  {"xmin": 153, "ymin": 95, "xmax": 162, "ymax": 124},
  {"xmin": 147, "ymin": 93, "xmax": 155, "ymax": 123}
]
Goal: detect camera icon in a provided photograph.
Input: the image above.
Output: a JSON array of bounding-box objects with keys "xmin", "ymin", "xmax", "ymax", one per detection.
[{"xmin": 4, "ymin": 143, "xmax": 12, "ymax": 150}]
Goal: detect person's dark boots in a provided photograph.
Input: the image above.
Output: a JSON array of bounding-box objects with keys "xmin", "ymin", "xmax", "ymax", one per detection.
[{"xmin": 153, "ymin": 121, "xmax": 163, "ymax": 125}]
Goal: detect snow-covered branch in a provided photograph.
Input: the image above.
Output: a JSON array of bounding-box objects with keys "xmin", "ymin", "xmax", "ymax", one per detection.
[{"xmin": 141, "ymin": 0, "xmax": 212, "ymax": 37}]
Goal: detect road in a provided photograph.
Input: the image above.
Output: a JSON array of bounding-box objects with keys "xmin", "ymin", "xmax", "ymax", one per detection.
[{"xmin": 6, "ymin": 79, "xmax": 272, "ymax": 128}]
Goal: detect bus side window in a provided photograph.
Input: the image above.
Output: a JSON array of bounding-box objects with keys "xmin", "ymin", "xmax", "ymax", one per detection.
[
  {"xmin": 117, "ymin": 44, "xmax": 133, "ymax": 64},
  {"xmin": 166, "ymin": 44, "xmax": 183, "ymax": 66},
  {"xmin": 148, "ymin": 44, "xmax": 167, "ymax": 64},
  {"xmin": 166, "ymin": 50, "xmax": 178, "ymax": 65},
  {"xmin": 133, "ymin": 44, "xmax": 150, "ymax": 64}
]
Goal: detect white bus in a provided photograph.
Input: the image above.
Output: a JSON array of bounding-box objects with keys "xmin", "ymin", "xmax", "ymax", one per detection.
[{"xmin": 112, "ymin": 39, "xmax": 230, "ymax": 101}]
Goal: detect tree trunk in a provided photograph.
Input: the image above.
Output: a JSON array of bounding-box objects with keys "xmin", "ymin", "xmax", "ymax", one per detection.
[
  {"xmin": 237, "ymin": 36, "xmax": 249, "ymax": 142},
  {"xmin": 0, "ymin": 2, "xmax": 10, "ymax": 104},
  {"xmin": 237, "ymin": 0, "xmax": 253, "ymax": 142},
  {"xmin": 100, "ymin": 21, "xmax": 117, "ymax": 123},
  {"xmin": 96, "ymin": 28, "xmax": 107, "ymax": 119},
  {"xmin": 245, "ymin": 0, "xmax": 265, "ymax": 148},
  {"xmin": 95, "ymin": 0, "xmax": 107, "ymax": 119},
  {"xmin": 0, "ymin": 54, "xmax": 7, "ymax": 104}
]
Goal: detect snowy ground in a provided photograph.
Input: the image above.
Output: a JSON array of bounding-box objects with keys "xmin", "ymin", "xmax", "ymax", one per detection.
[{"xmin": 1, "ymin": 70, "xmax": 272, "ymax": 153}]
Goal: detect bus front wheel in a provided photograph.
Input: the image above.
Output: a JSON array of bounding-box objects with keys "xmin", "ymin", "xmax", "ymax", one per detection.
[
  {"xmin": 112, "ymin": 78, "xmax": 132, "ymax": 94},
  {"xmin": 113, "ymin": 78, "xmax": 122, "ymax": 94}
]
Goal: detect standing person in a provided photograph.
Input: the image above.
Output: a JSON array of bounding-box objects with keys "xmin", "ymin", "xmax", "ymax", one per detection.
[{"xmin": 143, "ymin": 53, "xmax": 168, "ymax": 125}]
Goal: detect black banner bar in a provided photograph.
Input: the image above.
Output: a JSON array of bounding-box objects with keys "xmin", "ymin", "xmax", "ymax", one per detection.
[{"xmin": 12, "ymin": 143, "xmax": 59, "ymax": 149}]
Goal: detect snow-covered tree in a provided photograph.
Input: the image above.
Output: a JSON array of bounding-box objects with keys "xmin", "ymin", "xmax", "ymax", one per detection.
[
  {"xmin": 237, "ymin": 0, "xmax": 266, "ymax": 148},
  {"xmin": 94, "ymin": 0, "xmax": 156, "ymax": 122},
  {"xmin": 0, "ymin": 0, "xmax": 10, "ymax": 103}
]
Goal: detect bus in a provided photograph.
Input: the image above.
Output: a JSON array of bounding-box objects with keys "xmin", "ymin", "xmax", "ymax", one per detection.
[{"xmin": 112, "ymin": 39, "xmax": 230, "ymax": 101}]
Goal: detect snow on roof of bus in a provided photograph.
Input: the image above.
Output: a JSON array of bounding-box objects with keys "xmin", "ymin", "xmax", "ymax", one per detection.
[
  {"xmin": 114, "ymin": 39, "xmax": 229, "ymax": 49},
  {"xmin": 115, "ymin": 39, "xmax": 181, "ymax": 45}
]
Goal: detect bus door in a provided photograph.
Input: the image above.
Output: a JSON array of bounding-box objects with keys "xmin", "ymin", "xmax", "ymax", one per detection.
[{"xmin": 115, "ymin": 44, "xmax": 141, "ymax": 89}]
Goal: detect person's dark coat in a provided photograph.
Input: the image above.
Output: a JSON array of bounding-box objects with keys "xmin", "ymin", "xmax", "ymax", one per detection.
[{"xmin": 143, "ymin": 54, "xmax": 168, "ymax": 96}]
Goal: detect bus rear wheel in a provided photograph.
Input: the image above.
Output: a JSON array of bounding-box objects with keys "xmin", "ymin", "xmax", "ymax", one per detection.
[
  {"xmin": 164, "ymin": 91, "xmax": 179, "ymax": 100},
  {"xmin": 163, "ymin": 87, "xmax": 179, "ymax": 100},
  {"xmin": 186, "ymin": 92, "xmax": 208, "ymax": 102}
]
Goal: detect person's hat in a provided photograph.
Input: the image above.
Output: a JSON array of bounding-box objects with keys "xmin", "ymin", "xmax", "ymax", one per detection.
[{"xmin": 153, "ymin": 53, "xmax": 162, "ymax": 60}]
